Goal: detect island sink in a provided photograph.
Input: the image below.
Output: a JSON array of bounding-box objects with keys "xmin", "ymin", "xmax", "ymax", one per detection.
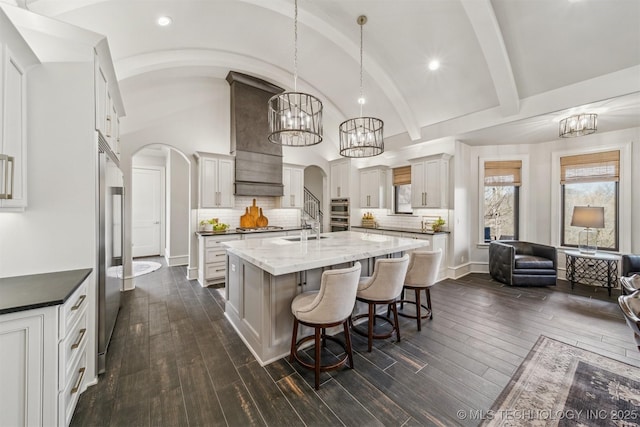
[{"xmin": 284, "ymin": 235, "xmax": 329, "ymax": 242}]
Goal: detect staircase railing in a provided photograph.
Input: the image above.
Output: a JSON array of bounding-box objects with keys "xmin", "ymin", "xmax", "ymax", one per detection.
[{"xmin": 303, "ymin": 187, "xmax": 323, "ymax": 232}]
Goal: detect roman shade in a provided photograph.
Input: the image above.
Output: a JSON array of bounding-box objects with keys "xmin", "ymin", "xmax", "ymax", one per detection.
[
  {"xmin": 484, "ymin": 160, "xmax": 522, "ymax": 187},
  {"xmin": 393, "ymin": 166, "xmax": 411, "ymax": 185},
  {"xmin": 560, "ymin": 150, "xmax": 620, "ymax": 184}
]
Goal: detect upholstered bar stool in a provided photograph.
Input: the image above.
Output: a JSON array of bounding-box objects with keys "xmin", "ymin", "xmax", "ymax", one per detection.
[
  {"xmin": 397, "ymin": 250, "xmax": 442, "ymax": 331},
  {"xmin": 290, "ymin": 262, "xmax": 362, "ymax": 390},
  {"xmin": 351, "ymin": 255, "xmax": 410, "ymax": 352}
]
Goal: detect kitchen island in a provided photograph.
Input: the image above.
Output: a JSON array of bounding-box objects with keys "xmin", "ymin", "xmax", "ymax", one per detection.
[{"xmin": 223, "ymin": 231, "xmax": 428, "ymax": 365}]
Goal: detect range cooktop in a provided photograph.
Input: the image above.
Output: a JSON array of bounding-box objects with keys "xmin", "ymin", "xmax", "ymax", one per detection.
[{"xmin": 235, "ymin": 226, "xmax": 284, "ymax": 233}]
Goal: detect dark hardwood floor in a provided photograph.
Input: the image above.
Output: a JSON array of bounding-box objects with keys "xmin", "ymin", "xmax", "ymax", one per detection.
[{"xmin": 71, "ymin": 258, "xmax": 640, "ymax": 426}]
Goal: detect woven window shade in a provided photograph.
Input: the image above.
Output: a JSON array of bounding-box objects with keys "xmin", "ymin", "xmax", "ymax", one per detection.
[
  {"xmin": 560, "ymin": 150, "xmax": 619, "ymax": 184},
  {"xmin": 393, "ymin": 166, "xmax": 411, "ymax": 185},
  {"xmin": 484, "ymin": 160, "xmax": 522, "ymax": 187}
]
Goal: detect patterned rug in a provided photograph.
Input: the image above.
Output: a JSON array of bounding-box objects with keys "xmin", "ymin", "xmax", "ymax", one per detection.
[{"xmin": 482, "ymin": 336, "xmax": 640, "ymax": 426}]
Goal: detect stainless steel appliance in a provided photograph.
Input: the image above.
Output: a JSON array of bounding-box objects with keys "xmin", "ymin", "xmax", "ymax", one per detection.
[
  {"xmin": 98, "ymin": 140, "xmax": 123, "ymax": 374},
  {"xmin": 330, "ymin": 198, "xmax": 350, "ymax": 232}
]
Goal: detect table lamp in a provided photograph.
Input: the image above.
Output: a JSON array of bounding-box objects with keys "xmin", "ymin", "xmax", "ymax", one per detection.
[{"xmin": 570, "ymin": 206, "xmax": 604, "ymax": 254}]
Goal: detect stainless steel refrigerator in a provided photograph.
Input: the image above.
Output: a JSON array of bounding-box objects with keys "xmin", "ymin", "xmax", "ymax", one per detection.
[{"xmin": 98, "ymin": 143, "xmax": 123, "ymax": 374}]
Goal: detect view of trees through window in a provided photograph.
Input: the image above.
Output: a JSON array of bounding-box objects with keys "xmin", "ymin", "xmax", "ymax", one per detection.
[
  {"xmin": 394, "ymin": 184, "xmax": 412, "ymax": 214},
  {"xmin": 484, "ymin": 186, "xmax": 518, "ymax": 241},
  {"xmin": 562, "ymin": 182, "xmax": 617, "ymax": 250}
]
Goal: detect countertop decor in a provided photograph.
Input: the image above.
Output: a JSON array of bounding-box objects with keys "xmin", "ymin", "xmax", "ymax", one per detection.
[
  {"xmin": 351, "ymin": 225, "xmax": 449, "ymax": 235},
  {"xmin": 0, "ymin": 268, "xmax": 92, "ymax": 315}
]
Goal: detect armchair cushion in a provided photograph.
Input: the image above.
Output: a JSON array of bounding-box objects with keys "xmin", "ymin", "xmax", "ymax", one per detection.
[
  {"xmin": 622, "ymin": 254, "xmax": 640, "ymax": 277},
  {"xmin": 489, "ymin": 241, "xmax": 557, "ymax": 287}
]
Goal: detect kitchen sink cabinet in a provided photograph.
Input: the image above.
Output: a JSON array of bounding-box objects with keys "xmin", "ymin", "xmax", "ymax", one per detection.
[
  {"xmin": 195, "ymin": 152, "xmax": 235, "ymax": 208},
  {"xmin": 0, "ymin": 276, "xmax": 89, "ymax": 427},
  {"xmin": 359, "ymin": 167, "xmax": 388, "ymax": 208},
  {"xmin": 0, "ymin": 15, "xmax": 38, "ymax": 210},
  {"xmin": 410, "ymin": 154, "xmax": 450, "ymax": 209},
  {"xmin": 280, "ymin": 164, "xmax": 304, "ymax": 208},
  {"xmin": 330, "ymin": 159, "xmax": 351, "ymax": 199}
]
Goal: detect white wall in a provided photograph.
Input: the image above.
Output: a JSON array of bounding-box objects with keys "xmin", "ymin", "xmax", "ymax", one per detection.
[
  {"xmin": 465, "ymin": 127, "xmax": 640, "ymax": 270},
  {"xmin": 167, "ymin": 150, "xmax": 189, "ymax": 265}
]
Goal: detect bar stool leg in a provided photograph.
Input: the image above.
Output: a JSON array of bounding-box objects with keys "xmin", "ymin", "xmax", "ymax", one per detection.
[
  {"xmin": 314, "ymin": 327, "xmax": 321, "ymax": 390},
  {"xmin": 390, "ymin": 302, "xmax": 401, "ymax": 343},
  {"xmin": 426, "ymin": 288, "xmax": 433, "ymax": 319},
  {"xmin": 289, "ymin": 318, "xmax": 299, "ymax": 363},
  {"xmin": 368, "ymin": 303, "xmax": 374, "ymax": 352},
  {"xmin": 343, "ymin": 320, "xmax": 354, "ymax": 368},
  {"xmin": 415, "ymin": 289, "xmax": 422, "ymax": 331}
]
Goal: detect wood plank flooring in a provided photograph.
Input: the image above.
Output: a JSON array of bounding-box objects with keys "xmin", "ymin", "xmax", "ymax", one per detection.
[{"xmin": 71, "ymin": 258, "xmax": 640, "ymax": 426}]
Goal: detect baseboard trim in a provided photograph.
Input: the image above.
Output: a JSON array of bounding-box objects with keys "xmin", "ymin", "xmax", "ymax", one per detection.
[
  {"xmin": 124, "ymin": 277, "xmax": 135, "ymax": 291},
  {"xmin": 187, "ymin": 266, "xmax": 198, "ymax": 281},
  {"xmin": 447, "ymin": 261, "xmax": 489, "ymax": 279},
  {"xmin": 165, "ymin": 254, "xmax": 188, "ymax": 267}
]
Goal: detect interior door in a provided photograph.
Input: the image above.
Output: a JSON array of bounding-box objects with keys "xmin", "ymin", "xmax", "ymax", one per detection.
[{"xmin": 132, "ymin": 168, "xmax": 162, "ymax": 257}]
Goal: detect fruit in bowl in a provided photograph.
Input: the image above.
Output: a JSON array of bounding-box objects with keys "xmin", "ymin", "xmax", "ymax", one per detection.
[{"xmin": 212, "ymin": 223, "xmax": 229, "ymax": 232}]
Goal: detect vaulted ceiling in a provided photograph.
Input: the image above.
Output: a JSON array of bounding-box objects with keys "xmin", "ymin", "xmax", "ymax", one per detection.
[{"xmin": 24, "ymin": 0, "xmax": 640, "ymax": 159}]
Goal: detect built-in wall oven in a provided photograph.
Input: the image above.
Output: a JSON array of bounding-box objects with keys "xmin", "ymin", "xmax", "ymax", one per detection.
[{"xmin": 330, "ymin": 198, "xmax": 350, "ymax": 232}]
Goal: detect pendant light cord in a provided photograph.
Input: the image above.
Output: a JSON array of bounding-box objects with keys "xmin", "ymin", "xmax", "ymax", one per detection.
[
  {"xmin": 359, "ymin": 21, "xmax": 364, "ymax": 117},
  {"xmin": 294, "ymin": 0, "xmax": 298, "ymax": 92}
]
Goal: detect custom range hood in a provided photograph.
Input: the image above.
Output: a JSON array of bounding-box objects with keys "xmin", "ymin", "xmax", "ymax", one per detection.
[{"xmin": 226, "ymin": 71, "xmax": 285, "ymax": 197}]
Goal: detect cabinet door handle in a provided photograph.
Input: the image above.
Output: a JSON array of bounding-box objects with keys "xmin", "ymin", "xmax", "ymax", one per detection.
[
  {"xmin": 291, "ymin": 194, "xmax": 295, "ymax": 206},
  {"xmin": 71, "ymin": 328, "xmax": 87, "ymax": 350},
  {"xmin": 105, "ymin": 115, "xmax": 112, "ymax": 137},
  {"xmin": 215, "ymin": 268, "xmax": 225, "ymax": 272},
  {"xmin": 71, "ymin": 294, "xmax": 86, "ymax": 311},
  {"xmin": 338, "ymin": 186, "xmax": 341, "ymax": 197},
  {"xmin": 216, "ymin": 253, "xmax": 225, "ymax": 257},
  {"xmin": 0, "ymin": 155, "xmax": 14, "ymax": 200},
  {"xmin": 70, "ymin": 367, "xmax": 86, "ymax": 395}
]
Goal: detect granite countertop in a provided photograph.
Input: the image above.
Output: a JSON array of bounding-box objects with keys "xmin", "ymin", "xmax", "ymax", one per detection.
[
  {"xmin": 351, "ymin": 225, "xmax": 450, "ymax": 235},
  {"xmin": 196, "ymin": 226, "xmax": 303, "ymax": 236},
  {"xmin": 223, "ymin": 230, "xmax": 428, "ymax": 276},
  {"xmin": 0, "ymin": 268, "xmax": 92, "ymax": 315}
]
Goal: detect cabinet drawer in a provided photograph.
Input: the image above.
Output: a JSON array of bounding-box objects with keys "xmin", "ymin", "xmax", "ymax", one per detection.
[
  {"xmin": 205, "ymin": 235, "xmax": 240, "ymax": 248},
  {"xmin": 205, "ymin": 262, "xmax": 227, "ymax": 280},
  {"xmin": 205, "ymin": 248, "xmax": 227, "ymax": 263},
  {"xmin": 59, "ymin": 349, "xmax": 87, "ymax": 427},
  {"xmin": 59, "ymin": 310, "xmax": 88, "ymax": 390},
  {"xmin": 59, "ymin": 280, "xmax": 88, "ymax": 337}
]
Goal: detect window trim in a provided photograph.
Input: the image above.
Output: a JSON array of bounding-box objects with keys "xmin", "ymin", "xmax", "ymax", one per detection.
[
  {"xmin": 477, "ymin": 155, "xmax": 529, "ymax": 244},
  {"xmin": 550, "ymin": 142, "xmax": 631, "ymax": 253}
]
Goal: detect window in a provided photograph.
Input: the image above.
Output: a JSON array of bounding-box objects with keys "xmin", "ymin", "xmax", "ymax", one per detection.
[
  {"xmin": 393, "ymin": 166, "xmax": 412, "ymax": 214},
  {"xmin": 560, "ymin": 150, "xmax": 619, "ymax": 251},
  {"xmin": 483, "ymin": 160, "xmax": 521, "ymax": 242}
]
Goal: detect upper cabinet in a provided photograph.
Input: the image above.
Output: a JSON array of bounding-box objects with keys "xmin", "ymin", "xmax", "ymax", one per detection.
[
  {"xmin": 0, "ymin": 10, "xmax": 38, "ymax": 211},
  {"xmin": 280, "ymin": 164, "xmax": 304, "ymax": 208},
  {"xmin": 330, "ymin": 159, "xmax": 350, "ymax": 199},
  {"xmin": 94, "ymin": 47, "xmax": 123, "ymax": 157},
  {"xmin": 195, "ymin": 152, "xmax": 235, "ymax": 208},
  {"xmin": 359, "ymin": 167, "xmax": 388, "ymax": 208},
  {"xmin": 410, "ymin": 154, "xmax": 451, "ymax": 209}
]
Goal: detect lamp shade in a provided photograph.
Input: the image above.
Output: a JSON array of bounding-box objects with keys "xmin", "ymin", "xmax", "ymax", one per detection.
[{"xmin": 570, "ymin": 206, "xmax": 604, "ymax": 228}]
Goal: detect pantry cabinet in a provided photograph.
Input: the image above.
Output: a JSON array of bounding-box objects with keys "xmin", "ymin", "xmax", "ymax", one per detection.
[
  {"xmin": 281, "ymin": 164, "xmax": 304, "ymax": 208},
  {"xmin": 195, "ymin": 152, "xmax": 235, "ymax": 208},
  {"xmin": 94, "ymin": 53, "xmax": 122, "ymax": 157},
  {"xmin": 410, "ymin": 154, "xmax": 450, "ymax": 209},
  {"xmin": 330, "ymin": 159, "xmax": 351, "ymax": 199},
  {"xmin": 359, "ymin": 167, "xmax": 388, "ymax": 208}
]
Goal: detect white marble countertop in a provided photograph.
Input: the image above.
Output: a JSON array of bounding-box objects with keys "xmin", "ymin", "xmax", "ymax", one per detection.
[{"xmin": 222, "ymin": 231, "xmax": 429, "ymax": 276}]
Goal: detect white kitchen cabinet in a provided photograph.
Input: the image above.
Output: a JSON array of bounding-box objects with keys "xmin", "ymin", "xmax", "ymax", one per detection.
[
  {"xmin": 281, "ymin": 164, "xmax": 304, "ymax": 208},
  {"xmin": 195, "ymin": 152, "xmax": 235, "ymax": 208},
  {"xmin": 402, "ymin": 232, "xmax": 448, "ymax": 281},
  {"xmin": 0, "ymin": 278, "xmax": 89, "ymax": 427},
  {"xmin": 359, "ymin": 167, "xmax": 388, "ymax": 208},
  {"xmin": 0, "ymin": 28, "xmax": 36, "ymax": 210},
  {"xmin": 197, "ymin": 234, "xmax": 241, "ymax": 286},
  {"xmin": 410, "ymin": 154, "xmax": 450, "ymax": 209},
  {"xmin": 330, "ymin": 159, "xmax": 350, "ymax": 199}
]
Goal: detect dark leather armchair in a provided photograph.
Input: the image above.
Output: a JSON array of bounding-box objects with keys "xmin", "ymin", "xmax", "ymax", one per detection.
[
  {"xmin": 622, "ymin": 254, "xmax": 640, "ymax": 277},
  {"xmin": 489, "ymin": 241, "xmax": 557, "ymax": 286}
]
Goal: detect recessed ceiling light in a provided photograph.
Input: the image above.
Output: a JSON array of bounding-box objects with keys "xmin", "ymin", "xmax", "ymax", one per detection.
[
  {"xmin": 428, "ymin": 59, "xmax": 440, "ymax": 71},
  {"xmin": 157, "ymin": 16, "xmax": 173, "ymax": 26}
]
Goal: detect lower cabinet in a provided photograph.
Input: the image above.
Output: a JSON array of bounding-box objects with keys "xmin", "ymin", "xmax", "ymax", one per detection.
[
  {"xmin": 0, "ymin": 278, "xmax": 89, "ymax": 426},
  {"xmin": 198, "ymin": 234, "xmax": 241, "ymax": 286}
]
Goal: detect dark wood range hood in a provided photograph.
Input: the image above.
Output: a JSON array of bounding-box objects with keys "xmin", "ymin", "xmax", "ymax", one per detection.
[{"xmin": 226, "ymin": 71, "xmax": 285, "ymax": 197}]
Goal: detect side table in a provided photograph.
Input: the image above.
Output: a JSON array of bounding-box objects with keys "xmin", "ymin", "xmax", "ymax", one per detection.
[{"xmin": 565, "ymin": 250, "xmax": 620, "ymax": 296}]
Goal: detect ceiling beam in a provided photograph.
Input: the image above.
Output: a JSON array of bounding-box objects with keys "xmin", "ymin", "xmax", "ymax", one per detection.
[{"xmin": 461, "ymin": 0, "xmax": 520, "ymax": 117}]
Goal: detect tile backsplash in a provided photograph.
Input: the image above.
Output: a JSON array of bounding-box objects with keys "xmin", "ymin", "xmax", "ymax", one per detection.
[
  {"xmin": 356, "ymin": 208, "xmax": 451, "ymax": 231},
  {"xmin": 197, "ymin": 196, "xmax": 300, "ymax": 229}
]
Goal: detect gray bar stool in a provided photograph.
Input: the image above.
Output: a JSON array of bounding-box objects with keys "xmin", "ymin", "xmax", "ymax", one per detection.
[
  {"xmin": 350, "ymin": 255, "xmax": 410, "ymax": 352},
  {"xmin": 397, "ymin": 250, "xmax": 442, "ymax": 331},
  {"xmin": 289, "ymin": 262, "xmax": 362, "ymax": 390}
]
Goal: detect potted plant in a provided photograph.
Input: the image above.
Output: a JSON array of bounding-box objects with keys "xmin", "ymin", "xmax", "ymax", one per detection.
[
  {"xmin": 432, "ymin": 217, "xmax": 446, "ymax": 232},
  {"xmin": 200, "ymin": 218, "xmax": 218, "ymax": 232}
]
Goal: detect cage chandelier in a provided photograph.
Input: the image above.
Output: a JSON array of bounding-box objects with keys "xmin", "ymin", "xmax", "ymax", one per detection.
[
  {"xmin": 559, "ymin": 113, "xmax": 597, "ymax": 138},
  {"xmin": 268, "ymin": 0, "xmax": 323, "ymax": 147},
  {"xmin": 339, "ymin": 15, "xmax": 384, "ymax": 158}
]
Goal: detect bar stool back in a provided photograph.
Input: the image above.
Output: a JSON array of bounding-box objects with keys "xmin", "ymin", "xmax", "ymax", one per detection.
[
  {"xmin": 351, "ymin": 254, "xmax": 410, "ymax": 352},
  {"xmin": 289, "ymin": 262, "xmax": 362, "ymax": 389},
  {"xmin": 397, "ymin": 250, "xmax": 442, "ymax": 331}
]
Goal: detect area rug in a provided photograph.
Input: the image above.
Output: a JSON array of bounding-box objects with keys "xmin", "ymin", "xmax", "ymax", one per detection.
[
  {"xmin": 482, "ymin": 336, "xmax": 640, "ymax": 426},
  {"xmin": 109, "ymin": 261, "xmax": 161, "ymax": 279}
]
